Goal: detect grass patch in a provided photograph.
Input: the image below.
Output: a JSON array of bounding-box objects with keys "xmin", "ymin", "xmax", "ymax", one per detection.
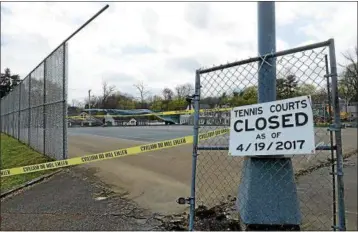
[{"xmin": 1, "ymin": 133, "xmax": 54, "ymax": 193}]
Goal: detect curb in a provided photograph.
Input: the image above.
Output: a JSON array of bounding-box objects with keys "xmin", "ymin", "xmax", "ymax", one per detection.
[{"xmin": 0, "ymin": 169, "xmax": 62, "ymax": 199}]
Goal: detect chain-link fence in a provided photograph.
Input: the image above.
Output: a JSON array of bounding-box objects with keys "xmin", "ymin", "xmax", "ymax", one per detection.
[
  {"xmin": 190, "ymin": 40, "xmax": 346, "ymax": 230},
  {"xmin": 1, "ymin": 43, "xmax": 68, "ymax": 160}
]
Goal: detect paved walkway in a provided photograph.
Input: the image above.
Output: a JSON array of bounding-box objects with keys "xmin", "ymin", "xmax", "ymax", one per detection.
[{"xmin": 0, "ymin": 167, "xmax": 164, "ymax": 231}]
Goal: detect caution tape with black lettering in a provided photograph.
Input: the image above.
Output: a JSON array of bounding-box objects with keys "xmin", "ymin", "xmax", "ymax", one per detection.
[
  {"xmin": 1, "ymin": 128, "xmax": 229, "ymax": 178},
  {"xmin": 67, "ymin": 107, "xmax": 233, "ymax": 119}
]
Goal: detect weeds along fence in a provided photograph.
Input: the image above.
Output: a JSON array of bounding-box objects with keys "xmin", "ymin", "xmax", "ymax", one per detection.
[
  {"xmin": 190, "ymin": 39, "xmax": 346, "ymax": 230},
  {"xmin": 1, "ymin": 43, "xmax": 68, "ymax": 160}
]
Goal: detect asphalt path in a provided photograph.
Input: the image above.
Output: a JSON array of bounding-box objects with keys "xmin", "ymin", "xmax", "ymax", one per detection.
[{"xmin": 0, "ymin": 168, "xmax": 164, "ymax": 231}]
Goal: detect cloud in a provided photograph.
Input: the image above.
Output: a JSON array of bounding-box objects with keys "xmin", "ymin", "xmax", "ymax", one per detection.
[
  {"xmin": 1, "ymin": 34, "xmax": 8, "ymax": 46},
  {"xmin": 1, "ymin": 2, "xmax": 356, "ymax": 103},
  {"xmin": 185, "ymin": 3, "xmax": 211, "ymax": 29},
  {"xmin": 0, "ymin": 5, "xmax": 12, "ymax": 15},
  {"xmin": 121, "ymin": 44, "xmax": 156, "ymax": 55},
  {"xmin": 103, "ymin": 71, "xmax": 136, "ymax": 84},
  {"xmin": 166, "ymin": 57, "xmax": 200, "ymax": 73}
]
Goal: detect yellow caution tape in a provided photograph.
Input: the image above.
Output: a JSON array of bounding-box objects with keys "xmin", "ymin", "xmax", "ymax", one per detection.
[
  {"xmin": 1, "ymin": 128, "xmax": 229, "ymax": 178},
  {"xmin": 67, "ymin": 107, "xmax": 233, "ymax": 119}
]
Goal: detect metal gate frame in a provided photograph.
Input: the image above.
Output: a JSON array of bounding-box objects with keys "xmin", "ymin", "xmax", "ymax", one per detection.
[{"xmin": 189, "ymin": 39, "xmax": 346, "ymax": 231}]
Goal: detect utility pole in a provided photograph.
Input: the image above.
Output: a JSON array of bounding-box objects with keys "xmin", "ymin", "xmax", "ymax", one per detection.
[
  {"xmin": 237, "ymin": 2, "xmax": 301, "ymax": 230},
  {"xmin": 88, "ymin": 89, "xmax": 92, "ymax": 126}
]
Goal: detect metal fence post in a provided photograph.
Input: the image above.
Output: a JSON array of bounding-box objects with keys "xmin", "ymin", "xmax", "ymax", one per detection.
[
  {"xmin": 328, "ymin": 38, "xmax": 346, "ymax": 231},
  {"xmin": 324, "ymin": 54, "xmax": 337, "ymax": 230},
  {"xmin": 63, "ymin": 43, "xmax": 68, "ymax": 160},
  {"xmin": 43, "ymin": 59, "xmax": 47, "ymax": 155},
  {"xmin": 18, "ymin": 84, "xmax": 21, "ymax": 140},
  {"xmin": 12, "ymin": 93, "xmax": 15, "ymax": 137},
  {"xmin": 189, "ymin": 70, "xmax": 201, "ymax": 231},
  {"xmin": 28, "ymin": 74, "xmax": 31, "ymax": 145}
]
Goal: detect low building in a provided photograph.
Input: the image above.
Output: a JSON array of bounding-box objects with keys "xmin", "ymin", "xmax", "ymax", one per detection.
[
  {"xmin": 127, "ymin": 118, "xmax": 137, "ymax": 126},
  {"xmin": 347, "ymin": 102, "xmax": 358, "ymax": 118},
  {"xmin": 180, "ymin": 110, "xmax": 230, "ymax": 125},
  {"xmin": 81, "ymin": 108, "xmax": 177, "ymax": 125}
]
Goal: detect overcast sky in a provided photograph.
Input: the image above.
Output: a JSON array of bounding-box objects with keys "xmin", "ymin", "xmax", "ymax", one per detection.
[{"xmin": 1, "ymin": 2, "xmax": 357, "ymax": 103}]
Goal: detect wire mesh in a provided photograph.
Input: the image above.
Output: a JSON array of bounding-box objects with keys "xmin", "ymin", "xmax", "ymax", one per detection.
[
  {"xmin": 44, "ymin": 44, "xmax": 67, "ymax": 160},
  {"xmin": 29, "ymin": 63, "xmax": 45, "ymax": 153},
  {"xmin": 19, "ymin": 78, "xmax": 30, "ymax": 143},
  {"xmin": 194, "ymin": 44, "xmax": 341, "ymax": 230},
  {"xmin": 0, "ymin": 43, "xmax": 68, "ymax": 161},
  {"xmin": 12, "ymin": 86, "xmax": 20, "ymax": 139}
]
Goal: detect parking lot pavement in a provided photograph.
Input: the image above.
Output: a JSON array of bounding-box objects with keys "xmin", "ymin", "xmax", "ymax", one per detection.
[
  {"xmin": 0, "ymin": 168, "xmax": 164, "ymax": 231},
  {"xmin": 67, "ymin": 125, "xmax": 194, "ymax": 142}
]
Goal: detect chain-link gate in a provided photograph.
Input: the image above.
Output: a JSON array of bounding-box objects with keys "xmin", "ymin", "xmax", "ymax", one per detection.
[
  {"xmin": 1, "ymin": 43, "xmax": 68, "ymax": 161},
  {"xmin": 190, "ymin": 39, "xmax": 346, "ymax": 230}
]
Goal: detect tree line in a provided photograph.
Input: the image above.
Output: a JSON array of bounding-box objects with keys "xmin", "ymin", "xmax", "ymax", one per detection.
[
  {"xmin": 75, "ymin": 81, "xmax": 195, "ymax": 112},
  {"xmin": 2, "ymin": 47, "xmax": 357, "ymax": 112}
]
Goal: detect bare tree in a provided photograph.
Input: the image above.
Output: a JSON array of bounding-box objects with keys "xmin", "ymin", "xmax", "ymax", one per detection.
[
  {"xmin": 84, "ymin": 95, "xmax": 100, "ymax": 109},
  {"xmin": 146, "ymin": 94, "xmax": 155, "ymax": 104},
  {"xmin": 162, "ymin": 87, "xmax": 174, "ymax": 101},
  {"xmin": 71, "ymin": 99, "xmax": 83, "ymax": 108},
  {"xmin": 101, "ymin": 80, "xmax": 116, "ymax": 108},
  {"xmin": 185, "ymin": 83, "xmax": 194, "ymax": 95},
  {"xmin": 175, "ymin": 83, "xmax": 194, "ymax": 99},
  {"xmin": 134, "ymin": 81, "xmax": 150, "ymax": 107},
  {"xmin": 339, "ymin": 47, "xmax": 358, "ymax": 103}
]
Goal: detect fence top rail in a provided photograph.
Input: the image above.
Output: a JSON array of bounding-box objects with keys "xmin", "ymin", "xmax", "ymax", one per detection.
[{"xmin": 197, "ymin": 39, "xmax": 332, "ymax": 74}]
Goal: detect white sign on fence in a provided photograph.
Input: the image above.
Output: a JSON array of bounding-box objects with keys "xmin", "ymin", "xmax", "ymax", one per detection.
[{"xmin": 228, "ymin": 95, "xmax": 315, "ymax": 156}]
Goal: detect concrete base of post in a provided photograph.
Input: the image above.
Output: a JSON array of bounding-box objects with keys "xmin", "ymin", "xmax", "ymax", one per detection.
[{"xmin": 237, "ymin": 157, "xmax": 301, "ymax": 230}]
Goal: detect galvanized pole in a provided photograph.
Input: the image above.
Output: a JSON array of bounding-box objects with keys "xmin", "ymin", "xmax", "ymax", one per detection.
[
  {"xmin": 18, "ymin": 83, "xmax": 21, "ymax": 140},
  {"xmin": 12, "ymin": 94, "xmax": 15, "ymax": 137},
  {"xmin": 328, "ymin": 38, "xmax": 346, "ymax": 231},
  {"xmin": 257, "ymin": 2, "xmax": 276, "ymax": 103},
  {"xmin": 188, "ymin": 71, "xmax": 201, "ymax": 231},
  {"xmin": 237, "ymin": 2, "xmax": 301, "ymax": 229},
  {"xmin": 63, "ymin": 43, "xmax": 68, "ymax": 160},
  {"xmin": 28, "ymin": 74, "xmax": 31, "ymax": 145},
  {"xmin": 324, "ymin": 54, "xmax": 337, "ymax": 231},
  {"xmin": 43, "ymin": 59, "xmax": 47, "ymax": 155}
]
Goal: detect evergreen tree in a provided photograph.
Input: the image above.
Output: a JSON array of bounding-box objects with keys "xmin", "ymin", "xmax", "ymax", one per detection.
[{"xmin": 0, "ymin": 68, "xmax": 20, "ymax": 98}]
